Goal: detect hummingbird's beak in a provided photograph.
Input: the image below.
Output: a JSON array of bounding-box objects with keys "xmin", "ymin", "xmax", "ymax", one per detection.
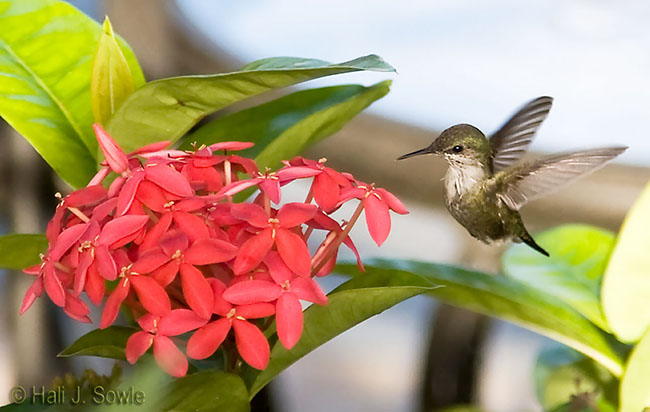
[{"xmin": 397, "ymin": 147, "xmax": 431, "ymax": 160}]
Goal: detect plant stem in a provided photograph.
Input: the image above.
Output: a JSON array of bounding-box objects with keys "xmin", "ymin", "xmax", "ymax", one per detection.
[{"xmin": 310, "ymin": 199, "xmax": 364, "ymax": 276}]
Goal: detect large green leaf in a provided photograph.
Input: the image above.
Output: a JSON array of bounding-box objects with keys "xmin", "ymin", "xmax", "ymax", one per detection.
[
  {"xmin": 181, "ymin": 81, "xmax": 391, "ymax": 169},
  {"xmin": 57, "ymin": 326, "xmax": 137, "ymax": 360},
  {"xmin": 602, "ymin": 182, "xmax": 650, "ymax": 343},
  {"xmin": 107, "ymin": 55, "xmax": 395, "ymax": 152},
  {"xmin": 503, "ymin": 225, "xmax": 614, "ymax": 331},
  {"xmin": 619, "ymin": 328, "xmax": 650, "ymax": 412},
  {"xmin": 0, "ymin": 0, "xmax": 144, "ymax": 188},
  {"xmin": 0, "ymin": 233, "xmax": 46, "ymax": 270},
  {"xmin": 158, "ymin": 371, "xmax": 250, "ymax": 412},
  {"xmin": 335, "ymin": 259, "xmax": 625, "ymax": 377},
  {"xmin": 245, "ymin": 270, "xmax": 436, "ymax": 398}
]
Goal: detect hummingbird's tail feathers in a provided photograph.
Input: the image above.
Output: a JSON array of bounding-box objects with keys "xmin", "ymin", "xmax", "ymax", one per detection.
[
  {"xmin": 397, "ymin": 147, "xmax": 430, "ymax": 160},
  {"xmin": 490, "ymin": 96, "xmax": 554, "ymax": 172},
  {"xmin": 496, "ymin": 146, "xmax": 627, "ymax": 211},
  {"xmin": 519, "ymin": 230, "xmax": 550, "ymax": 257}
]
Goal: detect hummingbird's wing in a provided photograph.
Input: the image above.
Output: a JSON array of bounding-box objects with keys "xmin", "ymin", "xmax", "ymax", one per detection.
[
  {"xmin": 489, "ymin": 96, "xmax": 554, "ymax": 172},
  {"xmin": 493, "ymin": 147, "xmax": 627, "ymax": 210}
]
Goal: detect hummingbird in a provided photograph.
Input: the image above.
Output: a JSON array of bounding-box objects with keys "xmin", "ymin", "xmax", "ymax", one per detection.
[{"xmin": 397, "ymin": 96, "xmax": 627, "ymax": 256}]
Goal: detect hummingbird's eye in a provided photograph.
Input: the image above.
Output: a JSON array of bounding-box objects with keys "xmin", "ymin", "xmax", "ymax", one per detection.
[{"xmin": 452, "ymin": 145, "xmax": 464, "ymax": 153}]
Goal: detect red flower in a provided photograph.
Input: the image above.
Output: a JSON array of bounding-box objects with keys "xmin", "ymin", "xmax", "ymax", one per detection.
[
  {"xmin": 126, "ymin": 310, "xmax": 207, "ymax": 377},
  {"xmin": 231, "ymin": 202, "xmax": 317, "ymax": 276},
  {"xmin": 286, "ymin": 157, "xmax": 351, "ymax": 212},
  {"xmin": 187, "ymin": 278, "xmax": 274, "ymax": 369},
  {"xmin": 340, "ymin": 181, "xmax": 409, "ymax": 246}
]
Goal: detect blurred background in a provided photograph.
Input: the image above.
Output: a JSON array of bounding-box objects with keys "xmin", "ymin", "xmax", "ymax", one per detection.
[{"xmin": 2, "ymin": 1, "xmax": 650, "ymax": 411}]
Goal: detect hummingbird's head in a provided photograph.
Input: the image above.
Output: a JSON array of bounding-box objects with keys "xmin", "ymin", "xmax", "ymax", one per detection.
[{"xmin": 397, "ymin": 124, "xmax": 491, "ymax": 166}]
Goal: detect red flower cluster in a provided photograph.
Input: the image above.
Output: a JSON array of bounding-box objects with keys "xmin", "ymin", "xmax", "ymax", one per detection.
[{"xmin": 21, "ymin": 124, "xmax": 408, "ymax": 377}]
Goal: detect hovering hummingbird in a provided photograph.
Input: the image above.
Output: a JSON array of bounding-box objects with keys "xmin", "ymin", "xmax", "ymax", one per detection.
[{"xmin": 397, "ymin": 96, "xmax": 627, "ymax": 256}]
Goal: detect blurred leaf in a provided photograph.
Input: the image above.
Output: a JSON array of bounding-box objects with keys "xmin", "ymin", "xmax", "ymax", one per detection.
[
  {"xmin": 245, "ymin": 270, "xmax": 436, "ymax": 398},
  {"xmin": 158, "ymin": 371, "xmax": 249, "ymax": 412},
  {"xmin": 182, "ymin": 81, "xmax": 391, "ymax": 169},
  {"xmin": 107, "ymin": 54, "xmax": 395, "ymax": 152},
  {"xmin": 0, "ymin": 0, "xmax": 144, "ymax": 188},
  {"xmin": 503, "ymin": 225, "xmax": 614, "ymax": 331},
  {"xmin": 602, "ymin": 182, "xmax": 650, "ymax": 342},
  {"xmin": 91, "ymin": 17, "xmax": 136, "ymax": 126},
  {"xmin": 535, "ymin": 345, "xmax": 618, "ymax": 410},
  {"xmin": 58, "ymin": 326, "xmax": 137, "ymax": 360},
  {"xmin": 335, "ymin": 259, "xmax": 625, "ymax": 378},
  {"xmin": 0, "ymin": 234, "xmax": 46, "ymax": 270},
  {"xmin": 619, "ymin": 328, "xmax": 650, "ymax": 412}
]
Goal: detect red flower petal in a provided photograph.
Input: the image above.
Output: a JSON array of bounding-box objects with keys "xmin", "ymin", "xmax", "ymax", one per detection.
[
  {"xmin": 159, "ymin": 230, "xmax": 189, "ymax": 256},
  {"xmin": 215, "ymin": 179, "xmax": 260, "ymax": 199},
  {"xmin": 85, "ymin": 265, "xmax": 105, "ymax": 305},
  {"xmin": 98, "ymin": 215, "xmax": 149, "ymax": 247},
  {"xmin": 131, "ymin": 141, "xmax": 171, "ymax": 155},
  {"xmin": 364, "ymin": 194, "xmax": 391, "ymax": 247},
  {"xmin": 116, "ymin": 171, "xmax": 145, "ymax": 216},
  {"xmin": 153, "ymin": 335, "xmax": 188, "ymax": 377},
  {"xmin": 66, "ymin": 185, "xmax": 107, "ymax": 208},
  {"xmin": 275, "ymin": 228, "xmax": 311, "ymax": 277},
  {"xmin": 264, "ymin": 251, "xmax": 293, "ymax": 284},
  {"xmin": 131, "ymin": 249, "xmax": 170, "ymax": 274},
  {"xmin": 125, "ymin": 331, "xmax": 153, "ymax": 364},
  {"xmin": 235, "ymin": 302, "xmax": 276, "ymax": 319},
  {"xmin": 136, "ymin": 313, "xmax": 157, "ymax": 332},
  {"xmin": 145, "ymin": 164, "xmax": 193, "ymax": 198},
  {"xmin": 343, "ymin": 235, "xmax": 365, "ymax": 272},
  {"xmin": 94, "ymin": 124, "xmax": 129, "ymax": 174},
  {"xmin": 43, "ymin": 263, "xmax": 65, "ymax": 307},
  {"xmin": 95, "ymin": 244, "xmax": 117, "ymax": 280},
  {"xmin": 180, "ymin": 263, "xmax": 214, "ymax": 319},
  {"xmin": 277, "ymin": 203, "xmax": 318, "ymax": 228},
  {"xmin": 20, "ymin": 276, "xmax": 43, "ymax": 314},
  {"xmin": 100, "ymin": 279, "xmax": 130, "ymax": 329},
  {"xmin": 88, "ymin": 166, "xmax": 110, "ymax": 187},
  {"xmin": 375, "ymin": 188, "xmax": 409, "ymax": 214},
  {"xmin": 158, "ymin": 309, "xmax": 208, "ymax": 336},
  {"xmin": 184, "ymin": 238, "xmax": 238, "ymax": 265},
  {"xmin": 230, "ymin": 203, "xmax": 269, "ymax": 228},
  {"xmin": 150, "ymin": 260, "xmax": 181, "ymax": 287},
  {"xmin": 172, "ymin": 211, "xmax": 210, "ymax": 242},
  {"xmin": 291, "ymin": 277, "xmax": 328, "ymax": 305},
  {"xmin": 63, "ymin": 292, "xmax": 91, "ymax": 323},
  {"xmin": 259, "ymin": 179, "xmax": 281, "ymax": 204},
  {"xmin": 233, "ymin": 319, "xmax": 270, "ymax": 370},
  {"xmin": 233, "ymin": 228, "xmax": 274, "ymax": 275},
  {"xmin": 276, "ymin": 166, "xmax": 321, "ymax": 182},
  {"xmin": 136, "ymin": 180, "xmax": 169, "ymax": 212},
  {"xmin": 73, "ymin": 252, "xmax": 93, "ymax": 296},
  {"xmin": 186, "ymin": 318, "xmax": 231, "ymax": 360},
  {"xmin": 208, "ymin": 278, "xmax": 232, "ymax": 316},
  {"xmin": 276, "ymin": 293, "xmax": 303, "ymax": 349},
  {"xmin": 223, "ymin": 280, "xmax": 282, "ymax": 305},
  {"xmin": 130, "ymin": 276, "xmax": 171, "ymax": 316},
  {"xmin": 139, "ymin": 212, "xmax": 173, "ymax": 252},
  {"xmin": 50, "ymin": 223, "xmax": 87, "ymax": 260},
  {"xmin": 208, "ymin": 141, "xmax": 254, "ymax": 151},
  {"xmin": 312, "ymin": 172, "xmax": 339, "ymax": 212},
  {"xmin": 93, "ymin": 198, "xmax": 118, "ymax": 222}
]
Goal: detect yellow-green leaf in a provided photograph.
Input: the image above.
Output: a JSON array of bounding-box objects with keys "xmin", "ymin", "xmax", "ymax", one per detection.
[
  {"xmin": 91, "ymin": 17, "xmax": 136, "ymax": 126},
  {"xmin": 602, "ymin": 182, "xmax": 650, "ymax": 342}
]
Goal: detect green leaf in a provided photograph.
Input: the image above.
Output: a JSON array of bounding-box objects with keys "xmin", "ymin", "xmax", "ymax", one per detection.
[
  {"xmin": 57, "ymin": 326, "xmax": 137, "ymax": 360},
  {"xmin": 158, "ymin": 371, "xmax": 250, "ymax": 412},
  {"xmin": 0, "ymin": 233, "xmax": 46, "ymax": 270},
  {"xmin": 602, "ymin": 182, "xmax": 650, "ymax": 342},
  {"xmin": 91, "ymin": 17, "xmax": 136, "ymax": 126},
  {"xmin": 107, "ymin": 54, "xmax": 395, "ymax": 152},
  {"xmin": 335, "ymin": 259, "xmax": 625, "ymax": 378},
  {"xmin": 535, "ymin": 345, "xmax": 618, "ymax": 410},
  {"xmin": 503, "ymin": 224, "xmax": 615, "ymax": 331},
  {"xmin": 181, "ymin": 81, "xmax": 391, "ymax": 170},
  {"xmin": 619, "ymin": 328, "xmax": 650, "ymax": 412},
  {"xmin": 245, "ymin": 270, "xmax": 436, "ymax": 398},
  {"xmin": 0, "ymin": 0, "xmax": 144, "ymax": 188}
]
